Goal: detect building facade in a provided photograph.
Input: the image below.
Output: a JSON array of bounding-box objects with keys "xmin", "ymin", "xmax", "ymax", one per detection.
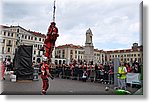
[
  {"xmin": 105, "ymin": 43, "xmax": 143, "ymax": 64},
  {"xmin": 55, "ymin": 44, "xmax": 84, "ymax": 65},
  {"xmin": 0, "ymin": 25, "xmax": 46, "ymax": 63},
  {"xmin": 55, "ymin": 43, "xmax": 143, "ymax": 65},
  {"xmin": 55, "ymin": 28, "xmax": 143, "ymax": 65}
]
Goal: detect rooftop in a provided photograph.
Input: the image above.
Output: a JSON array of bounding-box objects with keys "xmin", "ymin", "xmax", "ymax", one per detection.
[{"xmin": 0, "ymin": 25, "xmax": 46, "ymax": 38}]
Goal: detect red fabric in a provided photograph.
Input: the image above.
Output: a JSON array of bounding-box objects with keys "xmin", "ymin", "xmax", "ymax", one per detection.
[
  {"xmin": 43, "ymin": 24, "xmax": 59, "ymax": 59},
  {"xmin": 0, "ymin": 62, "xmax": 5, "ymax": 78},
  {"xmin": 41, "ymin": 77, "xmax": 49, "ymax": 91},
  {"xmin": 41, "ymin": 63, "xmax": 49, "ymax": 91},
  {"xmin": 126, "ymin": 67, "xmax": 131, "ymax": 72},
  {"xmin": 41, "ymin": 63, "xmax": 49, "ymax": 78},
  {"xmin": 108, "ymin": 69, "xmax": 113, "ymax": 74}
]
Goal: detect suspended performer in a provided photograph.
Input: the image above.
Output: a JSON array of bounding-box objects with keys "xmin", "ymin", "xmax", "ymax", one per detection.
[{"xmin": 42, "ymin": 22, "xmax": 59, "ymax": 60}]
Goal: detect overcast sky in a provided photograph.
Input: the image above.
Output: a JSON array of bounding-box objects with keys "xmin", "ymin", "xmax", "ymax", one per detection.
[{"xmin": 1, "ymin": 0, "xmax": 142, "ymax": 50}]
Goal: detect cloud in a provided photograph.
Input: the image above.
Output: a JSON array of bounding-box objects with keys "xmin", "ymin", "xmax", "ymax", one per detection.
[{"xmin": 1, "ymin": 0, "xmax": 142, "ymax": 50}]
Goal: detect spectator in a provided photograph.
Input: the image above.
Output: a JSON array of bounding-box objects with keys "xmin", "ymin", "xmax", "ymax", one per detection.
[
  {"xmin": 82, "ymin": 70, "xmax": 88, "ymax": 82},
  {"xmin": 108, "ymin": 66, "xmax": 114, "ymax": 84},
  {"xmin": 6, "ymin": 58, "xmax": 13, "ymax": 71},
  {"xmin": 117, "ymin": 62, "xmax": 127, "ymax": 90},
  {"xmin": 125, "ymin": 63, "xmax": 131, "ymax": 73},
  {"xmin": 99, "ymin": 68, "xmax": 104, "ymax": 83},
  {"xmin": 104, "ymin": 68, "xmax": 109, "ymax": 84},
  {"xmin": 0, "ymin": 61, "xmax": 5, "ymax": 80}
]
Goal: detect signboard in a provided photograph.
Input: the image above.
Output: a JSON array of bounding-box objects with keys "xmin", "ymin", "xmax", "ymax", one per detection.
[{"xmin": 126, "ymin": 73, "xmax": 141, "ymax": 85}]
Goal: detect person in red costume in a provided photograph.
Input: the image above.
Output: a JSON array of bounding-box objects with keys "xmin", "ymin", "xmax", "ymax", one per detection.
[
  {"xmin": 41, "ymin": 57, "xmax": 54, "ymax": 95},
  {"xmin": 44, "ymin": 22, "xmax": 59, "ymax": 60},
  {"xmin": 0, "ymin": 60, "xmax": 5, "ymax": 80}
]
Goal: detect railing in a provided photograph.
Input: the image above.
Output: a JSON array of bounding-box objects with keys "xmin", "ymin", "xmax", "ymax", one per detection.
[{"xmin": 51, "ymin": 68, "xmax": 114, "ymax": 84}]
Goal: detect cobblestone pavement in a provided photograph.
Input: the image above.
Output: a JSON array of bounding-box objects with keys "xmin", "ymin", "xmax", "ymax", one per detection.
[{"xmin": 1, "ymin": 75, "xmax": 139, "ymax": 95}]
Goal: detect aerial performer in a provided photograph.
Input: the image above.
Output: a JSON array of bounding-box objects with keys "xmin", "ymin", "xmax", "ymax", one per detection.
[
  {"xmin": 40, "ymin": 0, "xmax": 58, "ymax": 95},
  {"xmin": 41, "ymin": 0, "xmax": 59, "ymax": 63}
]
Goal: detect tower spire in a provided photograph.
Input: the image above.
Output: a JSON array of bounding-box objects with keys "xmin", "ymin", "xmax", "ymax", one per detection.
[{"xmin": 53, "ymin": 0, "xmax": 56, "ymax": 22}]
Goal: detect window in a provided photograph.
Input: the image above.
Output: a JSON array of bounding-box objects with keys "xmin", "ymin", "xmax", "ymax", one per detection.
[
  {"xmin": 118, "ymin": 55, "xmax": 120, "ymax": 57},
  {"xmin": 62, "ymin": 55, "xmax": 65, "ymax": 59},
  {"xmin": 31, "ymin": 36, "xmax": 33, "ymax": 40},
  {"xmin": 39, "ymin": 38, "xmax": 41, "ymax": 41},
  {"xmin": 131, "ymin": 58, "xmax": 133, "ymax": 62},
  {"xmin": 4, "ymin": 32, "xmax": 6, "ymax": 36},
  {"xmin": 115, "ymin": 55, "xmax": 117, "ymax": 57},
  {"xmin": 33, "ymin": 57, "xmax": 35, "ymax": 60},
  {"xmin": 134, "ymin": 54, "xmax": 136, "ymax": 57},
  {"xmin": 75, "ymin": 50, "xmax": 77, "ymax": 54},
  {"xmin": 43, "ymin": 39, "xmax": 45, "ymax": 42},
  {"xmin": 28, "ymin": 36, "xmax": 30, "ymax": 40},
  {"xmin": 8, "ymin": 32, "xmax": 10, "ymax": 36},
  {"xmin": 2, "ymin": 47, "xmax": 4, "ymax": 54},
  {"xmin": 34, "ymin": 50, "xmax": 36, "ymax": 55},
  {"xmin": 35, "ymin": 37, "xmax": 37, "ymax": 40},
  {"xmin": 7, "ymin": 48, "xmax": 10, "ymax": 52},
  {"xmin": 70, "ymin": 55, "xmax": 73, "ymax": 59},
  {"xmin": 70, "ymin": 50, "xmax": 73, "ymax": 54},
  {"xmin": 22, "ymin": 35, "xmax": 24, "ymax": 38},
  {"xmin": 8, "ymin": 40, "xmax": 11, "ymax": 45},
  {"xmin": 25, "ymin": 35, "xmax": 27, "ymax": 39},
  {"xmin": 78, "ymin": 51, "xmax": 80, "ymax": 54},
  {"xmin": 59, "ymin": 50, "xmax": 61, "ymax": 54},
  {"xmin": 124, "ymin": 54, "xmax": 126, "ymax": 57},
  {"xmin": 138, "ymin": 54, "xmax": 140, "ymax": 57},
  {"xmin": 17, "ymin": 29, "xmax": 19, "ymax": 33},
  {"xmin": 127, "ymin": 54, "xmax": 129, "ymax": 57},
  {"xmin": 38, "ymin": 45, "xmax": 39, "ymax": 49},
  {"xmin": 11, "ymin": 33, "xmax": 13, "ymax": 37},
  {"xmin": 62, "ymin": 50, "xmax": 65, "ymax": 54}
]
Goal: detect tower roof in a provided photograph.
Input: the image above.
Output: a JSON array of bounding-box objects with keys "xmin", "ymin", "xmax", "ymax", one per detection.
[{"xmin": 86, "ymin": 28, "xmax": 92, "ymax": 34}]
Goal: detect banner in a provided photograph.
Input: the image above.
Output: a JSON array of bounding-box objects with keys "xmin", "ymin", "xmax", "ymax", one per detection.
[{"xmin": 126, "ymin": 73, "xmax": 141, "ymax": 85}]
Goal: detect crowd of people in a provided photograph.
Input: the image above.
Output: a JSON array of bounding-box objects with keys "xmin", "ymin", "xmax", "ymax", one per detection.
[
  {"xmin": 45, "ymin": 60, "xmax": 143, "ymax": 84},
  {"xmin": 0, "ymin": 57, "xmax": 13, "ymax": 80},
  {"xmin": 1, "ymin": 57, "xmax": 143, "ymax": 85}
]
